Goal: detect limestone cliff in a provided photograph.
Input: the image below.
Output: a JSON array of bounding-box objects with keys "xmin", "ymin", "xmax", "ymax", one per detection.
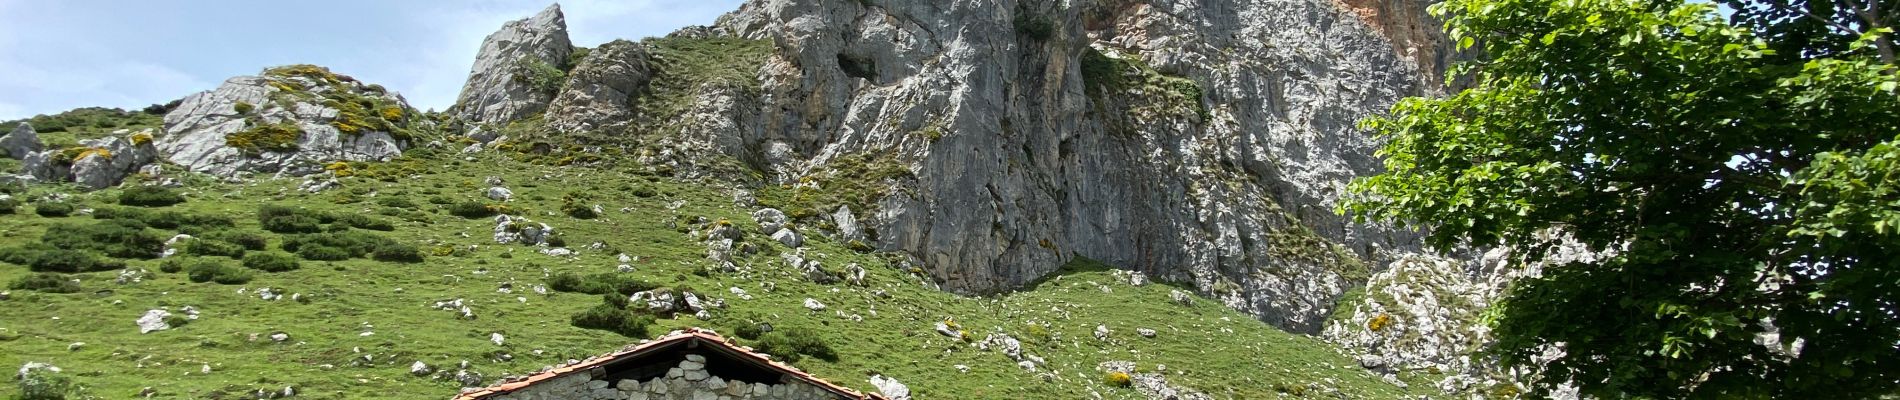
[{"xmin": 459, "ymin": 0, "xmax": 1451, "ymax": 333}]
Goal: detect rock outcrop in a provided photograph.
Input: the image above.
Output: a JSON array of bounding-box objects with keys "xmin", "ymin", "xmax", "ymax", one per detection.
[
  {"xmin": 0, "ymin": 122, "xmax": 43, "ymax": 159},
  {"xmin": 157, "ymin": 65, "xmax": 420, "ymax": 178},
  {"xmin": 453, "ymin": 4, "xmax": 572, "ymax": 128},
  {"xmin": 19, "ymin": 130, "xmax": 159, "ymax": 189},
  {"xmin": 510, "ymin": 0, "xmax": 1448, "ymax": 332},
  {"xmin": 545, "ymin": 39, "xmax": 654, "ymax": 134}
]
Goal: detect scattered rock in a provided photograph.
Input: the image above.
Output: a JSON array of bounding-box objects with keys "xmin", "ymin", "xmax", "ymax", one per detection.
[
  {"xmin": 269, "ymin": 332, "xmax": 289, "ymax": 342},
  {"xmin": 869, "ymin": 374, "xmax": 910, "ymax": 400},
  {"xmin": 1170, "ymin": 290, "xmax": 1192, "ymax": 306},
  {"xmin": 802, "ymin": 298, "xmax": 826, "ymax": 312},
  {"xmin": 1094, "ymin": 324, "xmax": 1110, "ymax": 341},
  {"xmin": 136, "ymin": 309, "xmax": 172, "ymax": 333},
  {"xmin": 410, "ymin": 361, "xmax": 432, "ymax": 376},
  {"xmin": 491, "ymin": 332, "xmax": 505, "ymax": 346},
  {"xmin": 1137, "ymin": 328, "xmax": 1157, "ymax": 338},
  {"xmin": 0, "ymin": 122, "xmax": 43, "ymax": 159},
  {"xmin": 771, "ymin": 229, "xmax": 803, "ymax": 248},
  {"xmin": 485, "ymin": 186, "xmax": 514, "ymax": 201}
]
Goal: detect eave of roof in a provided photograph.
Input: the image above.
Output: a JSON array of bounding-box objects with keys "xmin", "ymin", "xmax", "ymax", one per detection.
[{"xmin": 451, "ymin": 328, "xmax": 887, "ymax": 400}]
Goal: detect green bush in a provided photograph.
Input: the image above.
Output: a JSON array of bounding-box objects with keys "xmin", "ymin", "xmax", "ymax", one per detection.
[
  {"xmin": 1014, "ymin": 13, "xmax": 1055, "ymax": 41},
  {"xmin": 241, "ymin": 252, "xmax": 300, "ymax": 272},
  {"xmin": 9, "ymin": 273, "xmax": 80, "ymax": 293},
  {"xmin": 547, "ymin": 272, "xmax": 657, "ymax": 295},
  {"xmin": 375, "ymin": 196, "xmax": 418, "ymax": 208},
  {"xmin": 751, "ymin": 327, "xmax": 837, "ymax": 363},
  {"xmin": 201, "ymin": 230, "xmax": 269, "ymax": 251},
  {"xmin": 258, "ymin": 205, "xmax": 326, "ymax": 233},
  {"xmin": 186, "ymin": 260, "xmax": 252, "ymax": 284},
  {"xmin": 93, "ymin": 207, "xmax": 233, "ymax": 233},
  {"xmin": 158, "ymin": 258, "xmax": 186, "ymax": 273},
  {"xmin": 23, "ymin": 249, "xmax": 124, "ymax": 273},
  {"xmin": 41, "ymin": 219, "xmax": 165, "ymax": 259},
  {"xmin": 117, "ymin": 186, "xmax": 186, "ymax": 207},
  {"xmin": 371, "ymin": 242, "xmax": 424, "ymax": 263},
  {"xmin": 733, "ymin": 323, "xmax": 765, "ymax": 340},
  {"xmin": 562, "ymin": 202, "xmax": 598, "ymax": 219},
  {"xmin": 448, "ymin": 201, "xmax": 499, "ymax": 218},
  {"xmin": 280, "ymin": 231, "xmax": 397, "ymax": 259},
  {"xmin": 181, "ymin": 239, "xmax": 246, "ymax": 259},
  {"xmin": 34, "ymin": 202, "xmax": 73, "ymax": 217},
  {"xmin": 569, "ymin": 304, "xmax": 655, "ymax": 338},
  {"xmin": 295, "ymin": 245, "xmax": 353, "ymax": 261},
  {"xmin": 336, "ymin": 214, "xmax": 395, "ymax": 231},
  {"xmin": 0, "ymin": 197, "xmax": 18, "ymax": 214},
  {"xmin": 16, "ymin": 363, "xmax": 73, "ymax": 400}
]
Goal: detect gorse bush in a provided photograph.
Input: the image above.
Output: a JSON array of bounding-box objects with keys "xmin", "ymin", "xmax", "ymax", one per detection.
[
  {"xmin": 200, "ymin": 230, "xmax": 268, "ymax": 251},
  {"xmin": 751, "ymin": 327, "xmax": 836, "ymax": 363},
  {"xmin": 0, "ymin": 246, "xmax": 125, "ymax": 273},
  {"xmin": 92, "ymin": 207, "xmax": 234, "ymax": 233},
  {"xmin": 258, "ymin": 205, "xmax": 329, "ymax": 233},
  {"xmin": 1105, "ymin": 371, "xmax": 1133, "ymax": 388},
  {"xmin": 241, "ymin": 252, "xmax": 300, "ymax": 272},
  {"xmin": 280, "ymin": 230, "xmax": 400, "ymax": 260},
  {"xmin": 42, "ymin": 220, "xmax": 165, "ymax": 259},
  {"xmin": 296, "ymin": 245, "xmax": 352, "ymax": 261},
  {"xmin": 9, "ymin": 273, "xmax": 80, "ymax": 293},
  {"xmin": 181, "ymin": 239, "xmax": 246, "ymax": 259},
  {"xmin": 569, "ymin": 304, "xmax": 655, "ymax": 338},
  {"xmin": 546, "ymin": 272, "xmax": 656, "ymax": 295},
  {"xmin": 117, "ymin": 186, "xmax": 186, "ymax": 207},
  {"xmin": 335, "ymin": 214, "xmax": 395, "ymax": 231},
  {"xmin": 16, "ymin": 363, "xmax": 73, "ymax": 400},
  {"xmin": 34, "ymin": 202, "xmax": 73, "ymax": 217},
  {"xmin": 448, "ymin": 201, "xmax": 500, "ymax": 218},
  {"xmin": 370, "ymin": 242, "xmax": 424, "ymax": 263},
  {"xmin": 186, "ymin": 259, "xmax": 252, "ymax": 284}
]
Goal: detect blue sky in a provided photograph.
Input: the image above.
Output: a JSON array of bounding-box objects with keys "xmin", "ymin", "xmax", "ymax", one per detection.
[{"xmin": 0, "ymin": 0, "xmax": 742, "ymax": 120}]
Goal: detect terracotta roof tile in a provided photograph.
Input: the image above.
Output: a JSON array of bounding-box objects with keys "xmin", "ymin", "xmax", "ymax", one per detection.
[{"xmin": 451, "ymin": 328, "xmax": 888, "ymax": 400}]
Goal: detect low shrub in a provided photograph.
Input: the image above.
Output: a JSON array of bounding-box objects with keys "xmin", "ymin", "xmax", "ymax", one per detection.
[
  {"xmin": 448, "ymin": 201, "xmax": 500, "ymax": 218},
  {"xmin": 16, "ymin": 363, "xmax": 73, "ymax": 400},
  {"xmin": 1105, "ymin": 371, "xmax": 1133, "ymax": 388},
  {"xmin": 158, "ymin": 258, "xmax": 186, "ymax": 273},
  {"xmin": 562, "ymin": 202, "xmax": 598, "ymax": 219},
  {"xmin": 201, "ymin": 230, "xmax": 269, "ymax": 251},
  {"xmin": 281, "ymin": 231, "xmax": 397, "ymax": 259},
  {"xmin": 0, "ymin": 197, "xmax": 18, "ymax": 214},
  {"xmin": 295, "ymin": 245, "xmax": 353, "ymax": 261},
  {"xmin": 547, "ymin": 272, "xmax": 656, "ymax": 295},
  {"xmin": 9, "ymin": 273, "xmax": 81, "ymax": 293},
  {"xmin": 241, "ymin": 252, "xmax": 300, "ymax": 272},
  {"xmin": 117, "ymin": 186, "xmax": 186, "ymax": 207},
  {"xmin": 751, "ymin": 327, "xmax": 836, "ymax": 363},
  {"xmin": 42, "ymin": 219, "xmax": 166, "ymax": 259},
  {"xmin": 186, "ymin": 260, "xmax": 252, "ymax": 284},
  {"xmin": 34, "ymin": 202, "xmax": 73, "ymax": 217},
  {"xmin": 370, "ymin": 242, "xmax": 424, "ymax": 263},
  {"xmin": 335, "ymin": 214, "xmax": 395, "ymax": 231},
  {"xmin": 181, "ymin": 239, "xmax": 246, "ymax": 259},
  {"xmin": 569, "ymin": 304, "xmax": 655, "ymax": 338},
  {"xmin": 375, "ymin": 196, "xmax": 418, "ymax": 209}
]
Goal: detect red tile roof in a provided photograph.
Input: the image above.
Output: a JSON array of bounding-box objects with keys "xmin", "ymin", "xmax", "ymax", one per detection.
[{"xmin": 451, "ymin": 328, "xmax": 888, "ymax": 400}]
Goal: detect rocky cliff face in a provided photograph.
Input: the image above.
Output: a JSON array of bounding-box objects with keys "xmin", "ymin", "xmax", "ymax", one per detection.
[
  {"xmin": 158, "ymin": 65, "xmax": 420, "ymax": 178},
  {"xmin": 454, "ymin": 4, "xmax": 573, "ymax": 128},
  {"xmin": 451, "ymin": 0, "xmax": 1449, "ymax": 333}
]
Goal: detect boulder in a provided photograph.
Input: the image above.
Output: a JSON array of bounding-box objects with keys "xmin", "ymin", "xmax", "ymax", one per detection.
[
  {"xmin": 453, "ymin": 4, "xmax": 572, "ymax": 127},
  {"xmin": 0, "ymin": 122, "xmax": 43, "ymax": 159},
  {"xmin": 137, "ymin": 309, "xmax": 172, "ymax": 333},
  {"xmin": 802, "ymin": 298, "xmax": 825, "ymax": 311},
  {"xmin": 832, "ymin": 206, "xmax": 863, "ymax": 241},
  {"xmin": 771, "ymin": 229, "xmax": 803, "ymax": 248},
  {"xmin": 19, "ymin": 130, "xmax": 159, "ymax": 189},
  {"xmin": 869, "ymin": 374, "xmax": 911, "ymax": 400}
]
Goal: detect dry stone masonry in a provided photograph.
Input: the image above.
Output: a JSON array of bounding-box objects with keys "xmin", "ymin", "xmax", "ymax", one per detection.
[{"xmin": 487, "ymin": 355, "xmax": 844, "ymax": 400}]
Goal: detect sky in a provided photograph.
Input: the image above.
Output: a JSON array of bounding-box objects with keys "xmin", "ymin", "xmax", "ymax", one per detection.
[{"xmin": 0, "ymin": 0, "xmax": 743, "ymax": 121}]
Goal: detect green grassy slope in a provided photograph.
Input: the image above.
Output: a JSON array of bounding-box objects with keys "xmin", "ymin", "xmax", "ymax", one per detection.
[{"xmin": 0, "ymin": 150, "xmax": 1426, "ymax": 399}]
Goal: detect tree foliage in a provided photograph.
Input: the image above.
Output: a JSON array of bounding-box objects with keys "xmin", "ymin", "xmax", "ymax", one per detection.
[{"xmin": 1343, "ymin": 0, "xmax": 1900, "ymax": 397}]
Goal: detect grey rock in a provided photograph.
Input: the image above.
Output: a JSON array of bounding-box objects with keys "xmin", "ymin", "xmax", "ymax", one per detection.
[
  {"xmin": 869, "ymin": 374, "xmax": 911, "ymax": 400},
  {"xmin": 410, "ymin": 361, "xmax": 432, "ymax": 376},
  {"xmin": 454, "ymin": 4, "xmax": 572, "ymax": 127},
  {"xmin": 485, "ymin": 186, "xmax": 513, "ymax": 201},
  {"xmin": 832, "ymin": 206, "xmax": 863, "ymax": 241},
  {"xmin": 771, "ymin": 229, "xmax": 803, "ymax": 248},
  {"xmin": 802, "ymin": 298, "xmax": 825, "ymax": 311},
  {"xmin": 546, "ymin": 39, "xmax": 654, "ymax": 134},
  {"xmin": 136, "ymin": 309, "xmax": 172, "ymax": 334},
  {"xmin": 1137, "ymin": 328, "xmax": 1157, "ymax": 338},
  {"xmin": 158, "ymin": 70, "xmax": 412, "ymax": 178},
  {"xmin": 0, "ymin": 122, "xmax": 42, "ymax": 159}
]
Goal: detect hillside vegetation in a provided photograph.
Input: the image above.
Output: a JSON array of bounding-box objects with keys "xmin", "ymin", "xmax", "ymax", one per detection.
[{"xmin": 0, "ymin": 148, "xmax": 1424, "ymax": 399}]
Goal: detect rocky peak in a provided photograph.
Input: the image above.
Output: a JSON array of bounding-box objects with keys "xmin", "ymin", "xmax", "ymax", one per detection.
[
  {"xmin": 453, "ymin": 3, "xmax": 573, "ymax": 128},
  {"xmin": 158, "ymin": 65, "xmax": 421, "ymax": 178}
]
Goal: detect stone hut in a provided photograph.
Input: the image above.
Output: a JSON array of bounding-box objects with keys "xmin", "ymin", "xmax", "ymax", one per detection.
[{"xmin": 453, "ymin": 328, "xmax": 886, "ymax": 400}]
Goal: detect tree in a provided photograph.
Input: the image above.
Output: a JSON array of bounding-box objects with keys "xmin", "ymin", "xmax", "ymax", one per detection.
[{"xmin": 1341, "ymin": 0, "xmax": 1900, "ymax": 397}]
